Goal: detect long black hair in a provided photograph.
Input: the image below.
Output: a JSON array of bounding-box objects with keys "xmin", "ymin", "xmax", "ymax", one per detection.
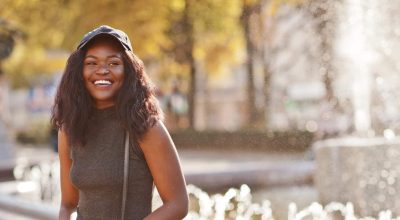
[{"xmin": 51, "ymin": 46, "xmax": 163, "ymax": 147}]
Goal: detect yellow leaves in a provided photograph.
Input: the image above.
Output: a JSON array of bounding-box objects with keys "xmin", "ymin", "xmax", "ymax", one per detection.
[
  {"xmin": 0, "ymin": 0, "xmax": 259, "ymax": 87},
  {"xmin": 1, "ymin": 0, "xmax": 173, "ymax": 85},
  {"xmin": 1, "ymin": 0, "xmax": 77, "ymax": 50},
  {"xmin": 3, "ymin": 44, "xmax": 67, "ymax": 88},
  {"xmin": 170, "ymin": 0, "xmax": 185, "ymax": 12},
  {"xmin": 184, "ymin": 0, "xmax": 243, "ymax": 78},
  {"xmin": 195, "ymin": 28, "xmax": 244, "ymax": 77}
]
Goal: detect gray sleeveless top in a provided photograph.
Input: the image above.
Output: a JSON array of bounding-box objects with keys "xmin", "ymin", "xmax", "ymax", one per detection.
[{"xmin": 70, "ymin": 106, "xmax": 154, "ymax": 220}]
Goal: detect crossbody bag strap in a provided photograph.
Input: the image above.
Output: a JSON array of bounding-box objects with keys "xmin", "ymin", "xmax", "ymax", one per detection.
[{"xmin": 121, "ymin": 130, "xmax": 130, "ymax": 220}]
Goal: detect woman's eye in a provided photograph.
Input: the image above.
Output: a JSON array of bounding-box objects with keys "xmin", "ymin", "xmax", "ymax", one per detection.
[
  {"xmin": 85, "ymin": 62, "xmax": 97, "ymax": 65},
  {"xmin": 109, "ymin": 62, "xmax": 120, "ymax": 66}
]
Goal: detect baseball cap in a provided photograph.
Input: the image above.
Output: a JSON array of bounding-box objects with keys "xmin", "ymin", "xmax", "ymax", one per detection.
[{"xmin": 77, "ymin": 25, "xmax": 133, "ymax": 52}]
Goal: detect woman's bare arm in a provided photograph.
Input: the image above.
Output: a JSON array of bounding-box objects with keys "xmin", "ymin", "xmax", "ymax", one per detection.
[
  {"xmin": 140, "ymin": 121, "xmax": 188, "ymax": 220},
  {"xmin": 58, "ymin": 129, "xmax": 79, "ymax": 220}
]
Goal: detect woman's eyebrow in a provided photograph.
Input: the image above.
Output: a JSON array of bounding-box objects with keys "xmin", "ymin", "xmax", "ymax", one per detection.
[
  {"xmin": 84, "ymin": 55, "xmax": 98, "ymax": 59},
  {"xmin": 84, "ymin": 54, "xmax": 122, "ymax": 59},
  {"xmin": 107, "ymin": 54, "xmax": 122, "ymax": 59}
]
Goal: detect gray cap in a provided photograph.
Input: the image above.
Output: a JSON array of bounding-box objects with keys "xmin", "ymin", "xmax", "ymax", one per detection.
[{"xmin": 77, "ymin": 25, "xmax": 133, "ymax": 51}]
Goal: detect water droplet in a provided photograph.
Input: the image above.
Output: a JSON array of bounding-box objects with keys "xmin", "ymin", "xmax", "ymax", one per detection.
[
  {"xmin": 387, "ymin": 176, "xmax": 395, "ymax": 185},
  {"xmin": 306, "ymin": 120, "xmax": 318, "ymax": 132},
  {"xmin": 381, "ymin": 170, "xmax": 389, "ymax": 178},
  {"xmin": 383, "ymin": 129, "xmax": 396, "ymax": 140}
]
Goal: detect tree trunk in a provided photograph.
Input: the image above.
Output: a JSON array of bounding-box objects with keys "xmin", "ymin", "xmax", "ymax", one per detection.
[
  {"xmin": 241, "ymin": 1, "xmax": 258, "ymax": 127},
  {"xmin": 259, "ymin": 0, "xmax": 272, "ymax": 130},
  {"xmin": 262, "ymin": 50, "xmax": 271, "ymax": 130},
  {"xmin": 183, "ymin": 0, "xmax": 196, "ymax": 129}
]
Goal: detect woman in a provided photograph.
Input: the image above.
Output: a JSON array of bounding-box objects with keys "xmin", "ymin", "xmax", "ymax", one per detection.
[{"xmin": 51, "ymin": 25, "xmax": 188, "ymax": 220}]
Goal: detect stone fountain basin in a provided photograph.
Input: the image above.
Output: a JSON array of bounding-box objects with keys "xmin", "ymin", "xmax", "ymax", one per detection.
[{"xmin": 313, "ymin": 137, "xmax": 400, "ymax": 217}]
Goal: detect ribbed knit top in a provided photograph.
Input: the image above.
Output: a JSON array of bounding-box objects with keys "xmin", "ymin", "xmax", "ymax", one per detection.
[{"xmin": 70, "ymin": 106, "xmax": 154, "ymax": 220}]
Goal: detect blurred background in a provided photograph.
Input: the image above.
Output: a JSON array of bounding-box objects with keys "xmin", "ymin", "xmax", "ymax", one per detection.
[{"xmin": 1, "ymin": 0, "xmax": 400, "ymax": 219}]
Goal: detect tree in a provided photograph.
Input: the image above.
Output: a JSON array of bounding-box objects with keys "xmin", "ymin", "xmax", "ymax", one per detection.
[
  {"xmin": 258, "ymin": 0, "xmax": 273, "ymax": 130},
  {"xmin": 1, "ymin": 0, "xmax": 244, "ymax": 131},
  {"xmin": 240, "ymin": 0, "xmax": 259, "ymax": 127},
  {"xmin": 183, "ymin": 0, "xmax": 196, "ymax": 129},
  {"xmin": 0, "ymin": 0, "xmax": 173, "ymax": 87},
  {"xmin": 166, "ymin": 0, "xmax": 242, "ymax": 129},
  {"xmin": 0, "ymin": 0, "xmax": 78, "ymax": 87}
]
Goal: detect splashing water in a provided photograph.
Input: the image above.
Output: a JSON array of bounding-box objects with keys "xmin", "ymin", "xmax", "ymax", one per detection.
[
  {"xmin": 185, "ymin": 184, "xmax": 273, "ymax": 220},
  {"xmin": 185, "ymin": 184, "xmax": 400, "ymax": 220}
]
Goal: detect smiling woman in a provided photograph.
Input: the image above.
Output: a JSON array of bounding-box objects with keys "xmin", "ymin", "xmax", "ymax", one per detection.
[
  {"xmin": 82, "ymin": 35, "xmax": 126, "ymax": 109},
  {"xmin": 51, "ymin": 25, "xmax": 188, "ymax": 220}
]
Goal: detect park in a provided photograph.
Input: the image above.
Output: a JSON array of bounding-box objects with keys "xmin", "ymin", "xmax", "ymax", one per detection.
[{"xmin": 0, "ymin": 0, "xmax": 400, "ymax": 219}]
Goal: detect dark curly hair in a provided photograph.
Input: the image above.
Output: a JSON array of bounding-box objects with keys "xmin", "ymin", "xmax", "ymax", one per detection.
[{"xmin": 51, "ymin": 46, "xmax": 163, "ymax": 147}]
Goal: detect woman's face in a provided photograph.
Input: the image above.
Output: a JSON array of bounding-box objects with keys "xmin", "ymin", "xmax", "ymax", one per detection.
[{"xmin": 83, "ymin": 38, "xmax": 125, "ymax": 109}]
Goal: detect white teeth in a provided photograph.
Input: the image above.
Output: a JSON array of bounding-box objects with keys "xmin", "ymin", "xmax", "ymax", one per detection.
[{"xmin": 94, "ymin": 80, "xmax": 112, "ymax": 85}]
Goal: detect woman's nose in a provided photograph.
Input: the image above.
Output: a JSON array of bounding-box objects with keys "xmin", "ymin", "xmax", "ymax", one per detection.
[{"xmin": 97, "ymin": 64, "xmax": 110, "ymax": 75}]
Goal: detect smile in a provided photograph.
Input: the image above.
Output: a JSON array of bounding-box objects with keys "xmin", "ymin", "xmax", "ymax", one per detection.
[{"xmin": 93, "ymin": 80, "xmax": 113, "ymax": 85}]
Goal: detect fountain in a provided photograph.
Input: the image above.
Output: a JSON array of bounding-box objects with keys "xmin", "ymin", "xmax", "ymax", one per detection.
[
  {"xmin": 185, "ymin": 184, "xmax": 400, "ymax": 220},
  {"xmin": 314, "ymin": 0, "xmax": 400, "ymax": 216}
]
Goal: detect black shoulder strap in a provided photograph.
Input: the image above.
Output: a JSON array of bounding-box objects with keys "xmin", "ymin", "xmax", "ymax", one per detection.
[{"xmin": 121, "ymin": 131, "xmax": 129, "ymax": 220}]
